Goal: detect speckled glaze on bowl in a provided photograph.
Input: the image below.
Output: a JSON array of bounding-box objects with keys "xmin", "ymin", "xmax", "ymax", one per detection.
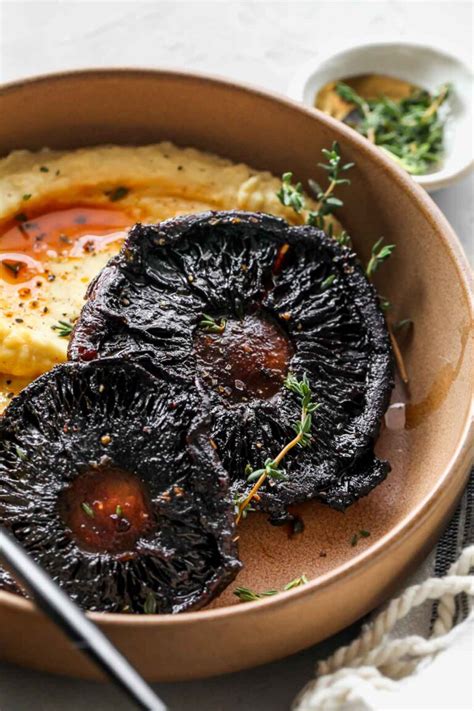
[{"xmin": 0, "ymin": 69, "xmax": 472, "ymax": 682}]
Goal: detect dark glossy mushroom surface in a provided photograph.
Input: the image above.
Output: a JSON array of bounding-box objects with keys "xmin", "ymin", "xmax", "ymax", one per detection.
[{"xmin": 0, "ymin": 360, "xmax": 240, "ymax": 612}]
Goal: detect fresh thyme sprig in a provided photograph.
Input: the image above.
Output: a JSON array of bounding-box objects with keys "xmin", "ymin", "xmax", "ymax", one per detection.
[
  {"xmin": 276, "ymin": 145, "xmax": 405, "ymax": 384},
  {"xmin": 235, "ymin": 373, "xmax": 319, "ymax": 523},
  {"xmin": 51, "ymin": 319, "xmax": 74, "ymax": 337},
  {"xmin": 199, "ymin": 313, "xmax": 226, "ymax": 334},
  {"xmin": 307, "ymin": 143, "xmax": 354, "ymax": 230},
  {"xmin": 366, "ymin": 237, "xmax": 396, "ymax": 278},
  {"xmin": 276, "ymin": 142, "xmax": 354, "ymax": 236},
  {"xmin": 285, "ymin": 373, "xmax": 320, "ymax": 447},
  {"xmin": 234, "ymin": 574, "xmax": 308, "ymax": 603},
  {"xmin": 335, "ymin": 81, "xmax": 451, "ymax": 175},
  {"xmin": 276, "ymin": 147, "xmax": 397, "ymax": 313}
]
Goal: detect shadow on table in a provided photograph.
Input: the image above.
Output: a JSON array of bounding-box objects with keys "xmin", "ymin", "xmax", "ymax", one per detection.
[{"xmin": 0, "ymin": 621, "xmax": 361, "ymax": 711}]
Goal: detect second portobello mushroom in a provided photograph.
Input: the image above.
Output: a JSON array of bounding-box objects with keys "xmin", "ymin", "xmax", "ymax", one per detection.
[{"xmin": 69, "ymin": 211, "xmax": 394, "ymax": 521}]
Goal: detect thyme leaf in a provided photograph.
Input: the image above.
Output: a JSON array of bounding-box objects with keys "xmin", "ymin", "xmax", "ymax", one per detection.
[
  {"xmin": 233, "ymin": 586, "xmax": 279, "ymax": 602},
  {"xmin": 51, "ymin": 319, "xmax": 74, "ymax": 337},
  {"xmin": 366, "ymin": 237, "xmax": 396, "ymax": 278},
  {"xmin": 144, "ymin": 592, "xmax": 157, "ymax": 614},
  {"xmin": 81, "ymin": 502, "xmax": 94, "ymax": 518},
  {"xmin": 351, "ymin": 529, "xmax": 371, "ymax": 546},
  {"xmin": 199, "ymin": 313, "xmax": 226, "ymax": 334},
  {"xmin": 15, "ymin": 445, "xmax": 28, "ymax": 461},
  {"xmin": 283, "ymin": 574, "xmax": 309, "ymax": 590},
  {"xmin": 321, "ymin": 273, "xmax": 336, "ymax": 290},
  {"xmin": 334, "ymin": 230, "xmax": 352, "ymax": 248},
  {"xmin": 276, "ymin": 172, "xmax": 305, "ymax": 213},
  {"xmin": 232, "ymin": 493, "xmax": 255, "ymax": 519},
  {"xmin": 234, "ymin": 574, "xmax": 308, "ymax": 602}
]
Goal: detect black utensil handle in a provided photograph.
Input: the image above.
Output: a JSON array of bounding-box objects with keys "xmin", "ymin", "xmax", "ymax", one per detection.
[{"xmin": 0, "ymin": 528, "xmax": 167, "ymax": 711}]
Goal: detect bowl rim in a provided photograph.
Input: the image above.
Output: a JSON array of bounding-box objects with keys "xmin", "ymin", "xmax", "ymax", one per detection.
[
  {"xmin": 286, "ymin": 40, "xmax": 474, "ymax": 192},
  {"xmin": 0, "ymin": 66, "xmax": 473, "ymax": 627}
]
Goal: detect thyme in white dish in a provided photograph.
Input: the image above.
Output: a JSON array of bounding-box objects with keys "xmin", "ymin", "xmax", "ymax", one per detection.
[{"xmin": 335, "ymin": 81, "xmax": 451, "ymax": 175}]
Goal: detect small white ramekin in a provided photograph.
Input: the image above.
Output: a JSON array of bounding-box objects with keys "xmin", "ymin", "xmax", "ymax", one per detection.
[{"xmin": 288, "ymin": 42, "xmax": 473, "ymax": 192}]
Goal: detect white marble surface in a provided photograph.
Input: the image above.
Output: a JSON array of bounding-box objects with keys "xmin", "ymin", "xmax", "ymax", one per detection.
[{"xmin": 0, "ymin": 1, "xmax": 472, "ymax": 709}]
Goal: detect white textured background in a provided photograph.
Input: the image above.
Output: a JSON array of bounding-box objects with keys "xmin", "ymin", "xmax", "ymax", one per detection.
[{"xmin": 0, "ymin": 1, "xmax": 472, "ymax": 709}]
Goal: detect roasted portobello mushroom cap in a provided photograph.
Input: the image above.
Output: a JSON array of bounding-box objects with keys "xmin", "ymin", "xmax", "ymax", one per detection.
[
  {"xmin": 0, "ymin": 360, "xmax": 240, "ymax": 613},
  {"xmin": 69, "ymin": 211, "xmax": 394, "ymax": 519}
]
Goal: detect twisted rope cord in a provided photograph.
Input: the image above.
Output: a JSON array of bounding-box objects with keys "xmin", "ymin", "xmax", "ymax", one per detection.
[
  {"xmin": 432, "ymin": 545, "xmax": 474, "ymax": 636},
  {"xmin": 318, "ymin": 573, "xmax": 474, "ymax": 676},
  {"xmin": 293, "ymin": 545, "xmax": 474, "ymax": 710}
]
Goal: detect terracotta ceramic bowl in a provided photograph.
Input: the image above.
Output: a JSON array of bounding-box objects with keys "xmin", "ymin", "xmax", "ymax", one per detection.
[{"xmin": 0, "ymin": 69, "xmax": 472, "ymax": 682}]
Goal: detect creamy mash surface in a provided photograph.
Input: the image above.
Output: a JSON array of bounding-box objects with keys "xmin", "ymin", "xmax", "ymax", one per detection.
[{"xmin": 0, "ymin": 141, "xmax": 329, "ymax": 412}]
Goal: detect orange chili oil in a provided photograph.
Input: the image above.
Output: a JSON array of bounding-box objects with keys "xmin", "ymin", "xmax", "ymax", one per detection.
[
  {"xmin": 59, "ymin": 468, "xmax": 155, "ymax": 554},
  {"xmin": 194, "ymin": 313, "xmax": 294, "ymax": 401},
  {"xmin": 0, "ymin": 206, "xmax": 131, "ymax": 285}
]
